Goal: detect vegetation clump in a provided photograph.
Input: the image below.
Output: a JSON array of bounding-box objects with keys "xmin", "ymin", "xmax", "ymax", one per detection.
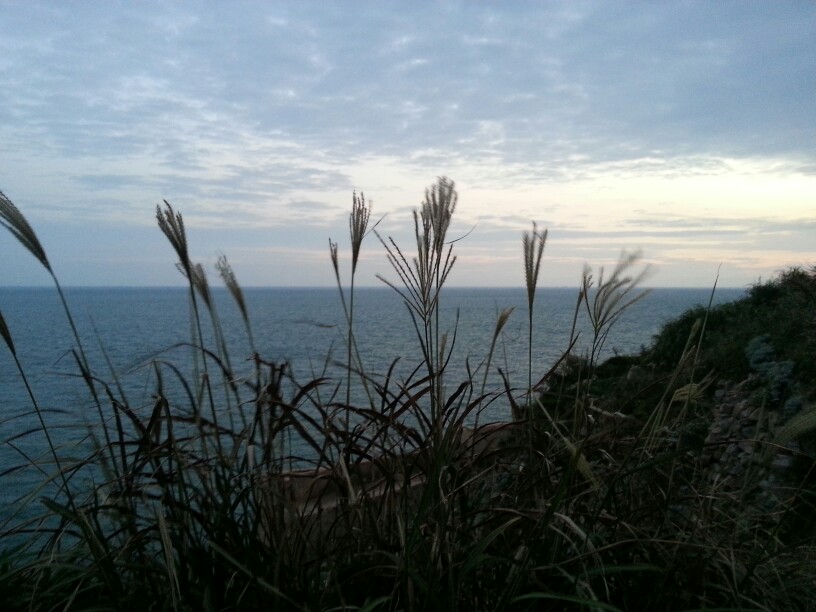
[{"xmin": 1, "ymin": 185, "xmax": 815, "ymax": 610}]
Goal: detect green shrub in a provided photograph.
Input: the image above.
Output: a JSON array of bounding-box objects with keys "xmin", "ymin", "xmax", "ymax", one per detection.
[{"xmin": 648, "ymin": 267, "xmax": 816, "ymax": 393}]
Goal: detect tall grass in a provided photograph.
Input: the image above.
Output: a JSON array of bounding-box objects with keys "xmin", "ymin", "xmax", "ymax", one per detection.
[
  {"xmin": 330, "ymin": 191, "xmax": 374, "ymax": 414},
  {"xmin": 1, "ymin": 184, "xmax": 815, "ymax": 610},
  {"xmin": 376, "ymin": 177, "xmax": 459, "ymax": 445}
]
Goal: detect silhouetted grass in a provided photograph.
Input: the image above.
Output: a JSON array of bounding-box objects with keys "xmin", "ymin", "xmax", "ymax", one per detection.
[{"xmin": 1, "ymin": 183, "xmax": 815, "ymax": 610}]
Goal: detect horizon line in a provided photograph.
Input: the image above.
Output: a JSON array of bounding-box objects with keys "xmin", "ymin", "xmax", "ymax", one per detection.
[{"xmin": 0, "ymin": 284, "xmax": 750, "ymax": 291}]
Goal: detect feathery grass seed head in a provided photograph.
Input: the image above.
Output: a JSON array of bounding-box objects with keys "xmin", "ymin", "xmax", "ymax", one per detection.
[
  {"xmin": 0, "ymin": 190, "xmax": 52, "ymax": 272},
  {"xmin": 329, "ymin": 239, "xmax": 340, "ymax": 277},
  {"xmin": 349, "ymin": 192, "xmax": 370, "ymax": 275},
  {"xmin": 216, "ymin": 255, "xmax": 248, "ymax": 323},
  {"xmin": 523, "ymin": 222, "xmax": 548, "ymax": 312},
  {"xmin": 421, "ymin": 177, "xmax": 457, "ymax": 252},
  {"xmin": 157, "ymin": 201, "xmax": 191, "ymax": 275}
]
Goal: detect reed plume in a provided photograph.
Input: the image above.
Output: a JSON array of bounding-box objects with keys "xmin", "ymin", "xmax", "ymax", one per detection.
[
  {"xmin": 522, "ymin": 222, "xmax": 548, "ymax": 399},
  {"xmin": 156, "ymin": 201, "xmax": 191, "ymax": 276},
  {"xmin": 350, "ymin": 191, "xmax": 370, "ymax": 276},
  {"xmin": 0, "ymin": 190, "xmax": 51, "ymax": 272},
  {"xmin": 582, "ymin": 249, "xmax": 651, "ymax": 372},
  {"xmin": 216, "ymin": 254, "xmax": 255, "ymax": 351}
]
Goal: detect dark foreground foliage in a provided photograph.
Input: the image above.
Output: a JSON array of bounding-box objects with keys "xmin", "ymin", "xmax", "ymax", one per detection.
[{"xmin": 1, "ymin": 185, "xmax": 815, "ymax": 611}]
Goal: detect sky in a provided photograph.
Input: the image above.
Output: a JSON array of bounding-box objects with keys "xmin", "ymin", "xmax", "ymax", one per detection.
[{"xmin": 0, "ymin": 1, "xmax": 814, "ymax": 288}]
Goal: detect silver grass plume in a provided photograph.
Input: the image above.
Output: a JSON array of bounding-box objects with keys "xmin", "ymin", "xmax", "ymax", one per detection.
[
  {"xmin": 216, "ymin": 255, "xmax": 249, "ymax": 326},
  {"xmin": 523, "ymin": 222, "xmax": 548, "ymax": 315},
  {"xmin": 156, "ymin": 201, "xmax": 191, "ymax": 277},
  {"xmin": 349, "ymin": 191, "xmax": 370, "ymax": 276},
  {"xmin": 0, "ymin": 190, "xmax": 51, "ymax": 272}
]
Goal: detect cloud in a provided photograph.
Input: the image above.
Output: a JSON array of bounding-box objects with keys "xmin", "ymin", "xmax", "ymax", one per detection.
[
  {"xmin": 4, "ymin": 2, "xmax": 813, "ymax": 183},
  {"xmin": 287, "ymin": 200, "xmax": 336, "ymax": 212},
  {"xmin": 0, "ymin": 1, "xmax": 813, "ymax": 287}
]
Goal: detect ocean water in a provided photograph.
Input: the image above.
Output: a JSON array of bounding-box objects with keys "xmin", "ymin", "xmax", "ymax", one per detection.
[{"xmin": 0, "ymin": 286, "xmax": 744, "ymax": 523}]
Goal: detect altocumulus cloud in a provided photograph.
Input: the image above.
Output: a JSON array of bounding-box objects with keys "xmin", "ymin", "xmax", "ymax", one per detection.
[{"xmin": 0, "ymin": 1, "xmax": 813, "ymax": 287}]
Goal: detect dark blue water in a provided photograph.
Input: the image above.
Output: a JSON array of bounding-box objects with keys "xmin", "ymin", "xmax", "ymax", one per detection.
[{"xmin": 0, "ymin": 285, "xmax": 743, "ymax": 526}]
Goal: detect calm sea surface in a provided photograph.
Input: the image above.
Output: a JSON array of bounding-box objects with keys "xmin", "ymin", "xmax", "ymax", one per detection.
[{"xmin": 0, "ymin": 286, "xmax": 744, "ymax": 522}]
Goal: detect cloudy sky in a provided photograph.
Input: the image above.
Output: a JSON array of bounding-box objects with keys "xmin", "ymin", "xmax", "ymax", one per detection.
[{"xmin": 1, "ymin": 1, "xmax": 813, "ymax": 288}]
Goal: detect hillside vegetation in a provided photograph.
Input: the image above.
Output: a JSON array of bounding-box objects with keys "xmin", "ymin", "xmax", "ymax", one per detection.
[{"xmin": 1, "ymin": 183, "xmax": 815, "ymax": 611}]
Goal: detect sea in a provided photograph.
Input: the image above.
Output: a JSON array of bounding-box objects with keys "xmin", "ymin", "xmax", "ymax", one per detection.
[{"xmin": 0, "ymin": 286, "xmax": 744, "ymax": 528}]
